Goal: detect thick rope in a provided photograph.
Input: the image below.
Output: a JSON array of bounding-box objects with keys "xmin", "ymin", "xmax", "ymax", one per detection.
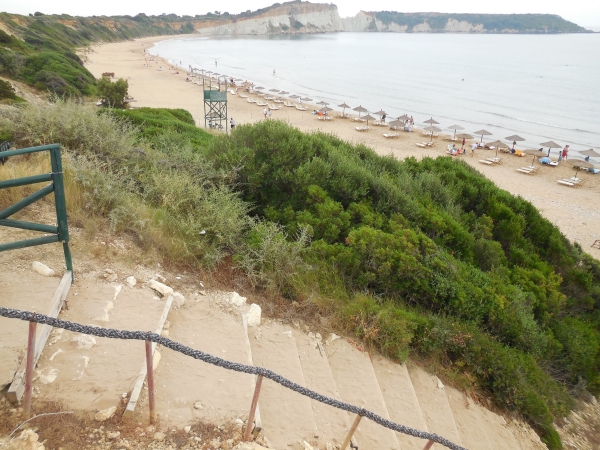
[{"xmin": 0, "ymin": 306, "xmax": 467, "ymax": 450}]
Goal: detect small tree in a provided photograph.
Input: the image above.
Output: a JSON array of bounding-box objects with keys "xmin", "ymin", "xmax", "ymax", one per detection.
[
  {"xmin": 97, "ymin": 76, "xmax": 128, "ymax": 109},
  {"xmin": 0, "ymin": 80, "xmax": 17, "ymax": 100}
]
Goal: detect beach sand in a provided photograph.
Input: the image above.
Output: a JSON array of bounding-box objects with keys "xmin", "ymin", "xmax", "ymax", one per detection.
[{"xmin": 84, "ymin": 36, "xmax": 600, "ymax": 258}]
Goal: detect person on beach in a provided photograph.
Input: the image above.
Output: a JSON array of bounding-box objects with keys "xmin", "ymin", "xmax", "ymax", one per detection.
[
  {"xmin": 263, "ymin": 108, "xmax": 268, "ymax": 119},
  {"xmin": 230, "ymin": 118, "xmax": 235, "ymax": 130},
  {"xmin": 470, "ymin": 142, "xmax": 477, "ymax": 157},
  {"xmin": 382, "ymin": 114, "xmax": 386, "ymax": 122},
  {"xmin": 410, "ymin": 116, "xmax": 414, "ymax": 126},
  {"xmin": 461, "ymin": 138, "xmax": 466, "ymax": 150},
  {"xmin": 562, "ymin": 145, "xmax": 569, "ymax": 160}
]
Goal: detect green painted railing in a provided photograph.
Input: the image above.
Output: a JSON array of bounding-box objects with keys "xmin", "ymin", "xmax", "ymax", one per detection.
[{"xmin": 0, "ymin": 144, "xmax": 73, "ymax": 276}]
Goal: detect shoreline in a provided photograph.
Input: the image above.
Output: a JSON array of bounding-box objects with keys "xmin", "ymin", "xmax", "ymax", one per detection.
[{"xmin": 84, "ymin": 35, "xmax": 600, "ymax": 258}]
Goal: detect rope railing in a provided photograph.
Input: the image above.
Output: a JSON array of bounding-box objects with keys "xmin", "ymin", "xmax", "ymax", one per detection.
[{"xmin": 0, "ymin": 306, "xmax": 467, "ymax": 450}]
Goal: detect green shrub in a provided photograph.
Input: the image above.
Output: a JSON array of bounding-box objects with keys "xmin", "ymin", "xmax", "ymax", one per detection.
[
  {"xmin": 97, "ymin": 76, "xmax": 128, "ymax": 108},
  {"xmin": 0, "ymin": 79, "xmax": 16, "ymax": 99}
]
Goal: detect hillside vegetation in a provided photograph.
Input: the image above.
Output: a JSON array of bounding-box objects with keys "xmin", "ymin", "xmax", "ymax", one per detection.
[
  {"xmin": 374, "ymin": 12, "xmax": 588, "ymax": 33},
  {"xmin": 2, "ymin": 105, "xmax": 600, "ymax": 449}
]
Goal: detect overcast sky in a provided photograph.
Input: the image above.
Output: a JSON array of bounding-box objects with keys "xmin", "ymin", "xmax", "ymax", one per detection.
[{"xmin": 3, "ymin": 1, "xmax": 599, "ymax": 27}]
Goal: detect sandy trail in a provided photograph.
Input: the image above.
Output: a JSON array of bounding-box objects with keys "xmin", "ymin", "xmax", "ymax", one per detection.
[{"xmin": 84, "ymin": 36, "xmax": 600, "ymax": 259}]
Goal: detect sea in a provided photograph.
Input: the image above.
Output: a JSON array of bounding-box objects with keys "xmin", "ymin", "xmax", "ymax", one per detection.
[{"xmin": 150, "ymin": 32, "xmax": 600, "ymax": 158}]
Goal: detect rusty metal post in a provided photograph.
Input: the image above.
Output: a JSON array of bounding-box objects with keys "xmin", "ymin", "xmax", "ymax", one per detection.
[
  {"xmin": 23, "ymin": 315, "xmax": 37, "ymax": 416},
  {"xmin": 341, "ymin": 413, "xmax": 363, "ymax": 450},
  {"xmin": 422, "ymin": 440, "xmax": 434, "ymax": 450},
  {"xmin": 145, "ymin": 340, "xmax": 156, "ymax": 424},
  {"xmin": 244, "ymin": 374, "xmax": 264, "ymax": 441}
]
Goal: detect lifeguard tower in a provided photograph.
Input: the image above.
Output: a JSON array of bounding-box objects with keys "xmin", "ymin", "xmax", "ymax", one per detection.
[{"xmin": 202, "ymin": 74, "xmax": 228, "ymax": 131}]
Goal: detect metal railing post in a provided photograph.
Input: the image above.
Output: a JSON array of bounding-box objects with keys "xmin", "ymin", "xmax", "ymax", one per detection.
[
  {"xmin": 341, "ymin": 413, "xmax": 363, "ymax": 450},
  {"xmin": 244, "ymin": 374, "xmax": 263, "ymax": 441},
  {"xmin": 23, "ymin": 315, "xmax": 37, "ymax": 416},
  {"xmin": 145, "ymin": 340, "xmax": 156, "ymax": 423},
  {"xmin": 423, "ymin": 440, "xmax": 434, "ymax": 449}
]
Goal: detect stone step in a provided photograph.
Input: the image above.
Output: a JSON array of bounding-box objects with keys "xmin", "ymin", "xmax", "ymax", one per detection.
[
  {"xmin": 371, "ymin": 356, "xmax": 430, "ymax": 450},
  {"xmin": 153, "ymin": 295, "xmax": 253, "ymax": 426},
  {"xmin": 407, "ymin": 366, "xmax": 462, "ymax": 449},
  {"xmin": 445, "ymin": 386, "xmax": 494, "ymax": 450},
  {"xmin": 478, "ymin": 405, "xmax": 523, "ymax": 450},
  {"xmin": 293, "ymin": 330, "xmax": 351, "ymax": 447},
  {"xmin": 249, "ymin": 320, "xmax": 318, "ymax": 450},
  {"xmin": 327, "ymin": 339, "xmax": 399, "ymax": 449}
]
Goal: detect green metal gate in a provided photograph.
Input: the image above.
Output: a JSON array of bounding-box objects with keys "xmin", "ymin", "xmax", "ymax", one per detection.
[{"xmin": 0, "ymin": 143, "xmax": 73, "ymax": 275}]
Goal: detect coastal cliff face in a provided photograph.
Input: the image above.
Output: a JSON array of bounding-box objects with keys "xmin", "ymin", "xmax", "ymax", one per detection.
[
  {"xmin": 191, "ymin": 3, "xmax": 588, "ymax": 35},
  {"xmin": 193, "ymin": 3, "xmax": 344, "ymax": 35}
]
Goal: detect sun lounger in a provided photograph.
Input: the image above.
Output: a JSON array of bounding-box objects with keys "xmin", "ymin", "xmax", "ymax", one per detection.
[
  {"xmin": 268, "ymin": 104, "xmax": 281, "ymax": 110},
  {"xmin": 351, "ymin": 117, "xmax": 366, "ymax": 123},
  {"xmin": 517, "ymin": 166, "xmax": 538, "ymax": 174},
  {"xmin": 247, "ymin": 98, "xmax": 256, "ymax": 103},
  {"xmin": 383, "ymin": 133, "xmax": 399, "ymax": 139},
  {"xmin": 558, "ymin": 177, "xmax": 584, "ymax": 187},
  {"xmin": 274, "ymin": 99, "xmax": 283, "ymax": 103},
  {"xmin": 373, "ymin": 121, "xmax": 387, "ymax": 127},
  {"xmin": 284, "ymin": 102, "xmax": 295, "ymax": 107},
  {"xmin": 229, "ymin": 89, "xmax": 236, "ymax": 95},
  {"xmin": 479, "ymin": 159, "xmax": 493, "ymax": 165},
  {"xmin": 296, "ymin": 105, "xmax": 307, "ymax": 111},
  {"xmin": 337, "ymin": 114, "xmax": 350, "ymax": 119},
  {"xmin": 548, "ymin": 161, "xmax": 559, "ymax": 167},
  {"xmin": 416, "ymin": 143, "xmax": 427, "ymax": 148},
  {"xmin": 514, "ymin": 150, "xmax": 525, "ymax": 157},
  {"xmin": 486, "ymin": 157, "xmax": 503, "ymax": 164},
  {"xmin": 355, "ymin": 126, "xmax": 370, "ymax": 132},
  {"xmin": 239, "ymin": 94, "xmax": 248, "ymax": 98},
  {"xmin": 257, "ymin": 101, "xmax": 268, "ymax": 107}
]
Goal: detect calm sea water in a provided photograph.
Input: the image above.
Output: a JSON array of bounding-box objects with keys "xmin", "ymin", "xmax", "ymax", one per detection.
[{"xmin": 151, "ymin": 33, "xmax": 600, "ymax": 157}]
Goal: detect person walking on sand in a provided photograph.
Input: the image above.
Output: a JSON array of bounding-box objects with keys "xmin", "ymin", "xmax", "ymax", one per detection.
[
  {"xmin": 470, "ymin": 142, "xmax": 477, "ymax": 158},
  {"xmin": 562, "ymin": 145, "xmax": 569, "ymax": 160},
  {"xmin": 461, "ymin": 137, "xmax": 466, "ymax": 151},
  {"xmin": 230, "ymin": 118, "xmax": 235, "ymax": 130},
  {"xmin": 263, "ymin": 108, "xmax": 268, "ymax": 119}
]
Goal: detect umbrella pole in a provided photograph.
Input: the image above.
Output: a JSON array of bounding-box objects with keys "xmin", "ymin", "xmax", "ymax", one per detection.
[{"xmin": 454, "ymin": 130, "xmax": 457, "ymax": 140}]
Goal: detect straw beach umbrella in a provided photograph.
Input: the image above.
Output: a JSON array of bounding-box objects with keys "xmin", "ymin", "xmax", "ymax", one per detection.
[
  {"xmin": 567, "ymin": 159, "xmax": 594, "ymax": 178},
  {"xmin": 424, "ymin": 125, "xmax": 442, "ymax": 143},
  {"xmin": 361, "ymin": 114, "xmax": 376, "ymax": 126},
  {"xmin": 353, "ymin": 105, "xmax": 368, "ymax": 119},
  {"xmin": 279, "ymin": 91, "xmax": 289, "ymax": 95},
  {"xmin": 540, "ymin": 141, "xmax": 562, "ymax": 157},
  {"xmin": 447, "ymin": 125, "xmax": 464, "ymax": 140},
  {"xmin": 374, "ymin": 109, "xmax": 387, "ymax": 120},
  {"xmin": 473, "ymin": 129, "xmax": 493, "ymax": 144},
  {"xmin": 505, "ymin": 135, "xmax": 526, "ymax": 150},
  {"xmin": 523, "ymin": 149, "xmax": 544, "ymax": 166},
  {"xmin": 456, "ymin": 133, "xmax": 473, "ymax": 140},
  {"xmin": 301, "ymin": 97, "xmax": 312, "ymax": 102},
  {"xmin": 388, "ymin": 119, "xmax": 403, "ymax": 129},
  {"xmin": 317, "ymin": 101, "xmax": 329, "ymax": 106},
  {"xmin": 580, "ymin": 149, "xmax": 600, "ymax": 160},
  {"xmin": 397, "ymin": 114, "xmax": 410, "ymax": 122},
  {"xmin": 338, "ymin": 102, "xmax": 351, "ymax": 117},
  {"xmin": 485, "ymin": 140, "xmax": 509, "ymax": 157}
]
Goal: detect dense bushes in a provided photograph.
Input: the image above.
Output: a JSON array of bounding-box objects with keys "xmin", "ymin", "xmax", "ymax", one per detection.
[{"xmin": 206, "ymin": 120, "xmax": 600, "ymax": 447}]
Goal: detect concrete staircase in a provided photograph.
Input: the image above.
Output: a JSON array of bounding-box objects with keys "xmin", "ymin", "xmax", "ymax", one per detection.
[{"xmin": 18, "ymin": 286, "xmax": 537, "ymax": 450}]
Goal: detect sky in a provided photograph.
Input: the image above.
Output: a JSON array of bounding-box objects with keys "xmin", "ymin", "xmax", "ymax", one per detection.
[{"xmin": 2, "ymin": 1, "xmax": 599, "ymax": 27}]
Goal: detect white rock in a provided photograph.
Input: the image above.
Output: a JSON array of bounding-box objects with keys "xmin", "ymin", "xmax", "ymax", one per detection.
[
  {"xmin": 228, "ymin": 292, "xmax": 247, "ymax": 307},
  {"xmin": 7, "ymin": 429, "xmax": 45, "ymax": 450},
  {"xmin": 246, "ymin": 304, "xmax": 262, "ymax": 327},
  {"xmin": 38, "ymin": 368, "xmax": 58, "ymax": 385},
  {"xmin": 303, "ymin": 442, "xmax": 315, "ymax": 450},
  {"xmin": 194, "ymin": 401, "xmax": 203, "ymax": 409},
  {"xmin": 173, "ymin": 292, "xmax": 185, "ymax": 307},
  {"xmin": 161, "ymin": 330, "xmax": 169, "ymax": 338},
  {"xmin": 184, "ymin": 426, "xmax": 191, "ymax": 434},
  {"xmin": 436, "ymin": 377, "xmax": 445, "ymax": 389},
  {"xmin": 113, "ymin": 284, "xmax": 123, "ymax": 300},
  {"xmin": 153, "ymin": 350, "xmax": 161, "ymax": 370},
  {"xmin": 149, "ymin": 279, "xmax": 174, "ymax": 297},
  {"xmin": 327, "ymin": 333, "xmax": 341, "ymax": 345},
  {"xmin": 72, "ymin": 335, "xmax": 96, "ymax": 349},
  {"xmin": 126, "ymin": 276, "xmax": 137, "ymax": 287},
  {"xmin": 153, "ymin": 432, "xmax": 165, "ymax": 442},
  {"xmin": 106, "ymin": 431, "xmax": 120, "ymax": 439},
  {"xmin": 32, "ymin": 261, "xmax": 54, "ymax": 277},
  {"xmin": 95, "ymin": 406, "xmax": 116, "ymax": 421}
]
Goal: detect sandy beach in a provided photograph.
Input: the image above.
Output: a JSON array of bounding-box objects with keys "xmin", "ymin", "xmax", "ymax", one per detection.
[{"xmin": 84, "ymin": 35, "xmax": 600, "ymax": 258}]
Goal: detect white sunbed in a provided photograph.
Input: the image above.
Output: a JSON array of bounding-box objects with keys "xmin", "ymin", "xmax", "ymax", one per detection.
[
  {"xmin": 268, "ymin": 104, "xmax": 281, "ymax": 110},
  {"xmin": 355, "ymin": 126, "xmax": 370, "ymax": 132},
  {"xmin": 247, "ymin": 98, "xmax": 256, "ymax": 103},
  {"xmin": 383, "ymin": 133, "xmax": 399, "ymax": 139},
  {"xmin": 296, "ymin": 105, "xmax": 307, "ymax": 111},
  {"xmin": 273, "ymin": 99, "xmax": 283, "ymax": 103},
  {"xmin": 229, "ymin": 89, "xmax": 236, "ymax": 95},
  {"xmin": 257, "ymin": 101, "xmax": 268, "ymax": 107},
  {"xmin": 558, "ymin": 177, "xmax": 584, "ymax": 187},
  {"xmin": 517, "ymin": 166, "xmax": 538, "ymax": 174},
  {"xmin": 239, "ymin": 94, "xmax": 249, "ymax": 98},
  {"xmin": 284, "ymin": 102, "xmax": 295, "ymax": 107},
  {"xmin": 416, "ymin": 143, "xmax": 427, "ymax": 148}
]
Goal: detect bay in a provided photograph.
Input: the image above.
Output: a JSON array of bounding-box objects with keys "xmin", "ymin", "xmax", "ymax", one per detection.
[{"xmin": 151, "ymin": 32, "xmax": 600, "ymax": 157}]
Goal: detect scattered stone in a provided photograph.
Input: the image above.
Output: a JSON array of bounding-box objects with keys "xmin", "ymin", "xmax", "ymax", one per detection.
[
  {"xmin": 48, "ymin": 328, "xmax": 63, "ymax": 346},
  {"xmin": 95, "ymin": 406, "xmax": 117, "ymax": 421},
  {"xmin": 153, "ymin": 432, "xmax": 165, "ymax": 442},
  {"xmin": 6, "ymin": 429, "xmax": 45, "ymax": 450},
  {"xmin": 184, "ymin": 426, "xmax": 191, "ymax": 434},
  {"xmin": 149, "ymin": 279, "xmax": 173, "ymax": 297},
  {"xmin": 436, "ymin": 377, "xmax": 445, "ymax": 389},
  {"xmin": 246, "ymin": 304, "xmax": 262, "ymax": 327},
  {"xmin": 153, "ymin": 350, "xmax": 161, "ymax": 370},
  {"xmin": 126, "ymin": 276, "xmax": 137, "ymax": 287},
  {"xmin": 106, "ymin": 431, "xmax": 120, "ymax": 440},
  {"xmin": 72, "ymin": 335, "xmax": 96, "ymax": 349},
  {"xmin": 281, "ymin": 330, "xmax": 292, "ymax": 338},
  {"xmin": 326, "ymin": 333, "xmax": 341, "ymax": 345},
  {"xmin": 234, "ymin": 418, "xmax": 244, "ymax": 427},
  {"xmin": 228, "ymin": 292, "xmax": 247, "ymax": 307},
  {"xmin": 37, "ymin": 368, "xmax": 58, "ymax": 384},
  {"xmin": 292, "ymin": 320, "xmax": 300, "ymax": 328},
  {"xmin": 173, "ymin": 292, "xmax": 185, "ymax": 307},
  {"xmin": 199, "ymin": 290, "xmax": 207, "ymax": 296},
  {"xmin": 113, "ymin": 284, "xmax": 123, "ymax": 300},
  {"xmin": 210, "ymin": 438, "xmax": 222, "ymax": 449},
  {"xmin": 106, "ymin": 273, "xmax": 118, "ymax": 283},
  {"xmin": 32, "ymin": 261, "xmax": 54, "ymax": 277},
  {"xmin": 194, "ymin": 401, "xmax": 204, "ymax": 410}
]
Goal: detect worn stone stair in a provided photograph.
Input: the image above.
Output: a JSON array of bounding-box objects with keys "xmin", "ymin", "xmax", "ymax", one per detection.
[
  {"xmin": 327, "ymin": 338, "xmax": 400, "ymax": 449},
  {"xmin": 445, "ymin": 385, "xmax": 494, "ymax": 450},
  {"xmin": 407, "ymin": 365, "xmax": 463, "ymax": 449},
  {"xmin": 248, "ymin": 320, "xmax": 318, "ymax": 449}
]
